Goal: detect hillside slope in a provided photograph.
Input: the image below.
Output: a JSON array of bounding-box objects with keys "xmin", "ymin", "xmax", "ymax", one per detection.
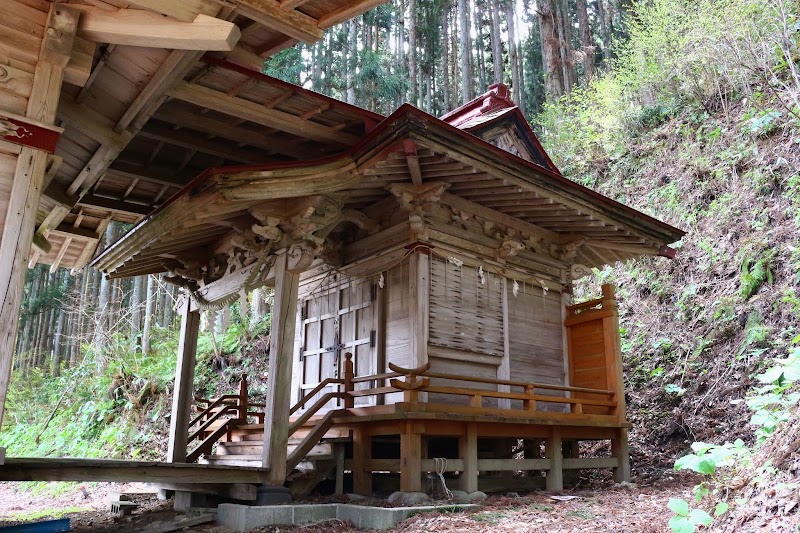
[{"xmin": 556, "ymin": 98, "xmax": 799, "ymax": 476}]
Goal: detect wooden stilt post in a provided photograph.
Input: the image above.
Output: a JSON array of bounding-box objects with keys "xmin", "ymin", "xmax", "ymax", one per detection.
[
  {"xmin": 352, "ymin": 426, "xmax": 371, "ymax": 496},
  {"xmin": 545, "ymin": 428, "xmax": 563, "ymax": 491},
  {"xmin": 167, "ymin": 294, "xmax": 200, "ymax": 463},
  {"xmin": 459, "ymin": 422, "xmax": 478, "ymax": 492},
  {"xmin": 612, "ymin": 428, "xmax": 631, "ymax": 483},
  {"xmin": 262, "ymin": 249, "xmax": 301, "ymax": 485},
  {"xmin": 0, "ymin": 4, "xmax": 79, "ymax": 438},
  {"xmin": 400, "ymin": 421, "xmax": 423, "ymax": 492}
]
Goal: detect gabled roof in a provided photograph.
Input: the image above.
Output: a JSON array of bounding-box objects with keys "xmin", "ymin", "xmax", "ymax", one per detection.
[
  {"xmin": 442, "ymin": 84, "xmax": 559, "ymax": 172},
  {"xmin": 93, "ymin": 102, "xmax": 685, "ymax": 286}
]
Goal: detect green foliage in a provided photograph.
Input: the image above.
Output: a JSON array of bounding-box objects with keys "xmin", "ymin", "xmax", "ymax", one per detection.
[
  {"xmin": 739, "ymin": 249, "xmax": 775, "ymax": 300},
  {"xmin": 746, "ymin": 346, "xmax": 800, "ymax": 441},
  {"xmin": 668, "ymin": 498, "xmax": 713, "ymax": 533},
  {"xmin": 670, "ymin": 345, "xmax": 800, "ymax": 528}
]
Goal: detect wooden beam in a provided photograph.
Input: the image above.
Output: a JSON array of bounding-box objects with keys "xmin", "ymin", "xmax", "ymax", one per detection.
[
  {"xmin": 167, "ymin": 296, "xmax": 201, "ymax": 463},
  {"xmin": 0, "ymin": 3, "xmax": 78, "ymax": 429},
  {"xmin": 150, "ymin": 482, "xmax": 256, "ymax": 501},
  {"xmin": 317, "ymin": 0, "xmax": 388, "ymax": 28},
  {"xmin": 404, "ymin": 139, "xmax": 422, "ymax": 185},
  {"xmin": 262, "ymin": 251, "xmax": 300, "ymax": 484},
  {"xmin": 76, "ymin": 194, "xmax": 151, "ymax": 217},
  {"xmin": 235, "ymin": 0, "xmax": 323, "ymax": 44},
  {"xmin": 168, "ymin": 82, "xmax": 359, "ymax": 145},
  {"xmin": 73, "ymin": 7, "xmax": 241, "ymax": 51},
  {"xmin": 123, "ymin": 0, "xmax": 219, "ymax": 22},
  {"xmin": 0, "ymin": 458, "xmax": 270, "ymax": 484},
  {"xmin": 50, "ymin": 237, "xmax": 71, "ymax": 272}
]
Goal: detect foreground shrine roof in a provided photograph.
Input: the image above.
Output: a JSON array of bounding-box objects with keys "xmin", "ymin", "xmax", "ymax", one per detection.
[
  {"xmin": 93, "ymin": 90, "xmax": 685, "ymax": 291},
  {"xmin": 26, "ymin": 0, "xmax": 389, "ymax": 272}
]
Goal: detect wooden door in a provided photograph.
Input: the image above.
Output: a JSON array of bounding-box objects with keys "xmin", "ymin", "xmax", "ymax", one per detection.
[{"xmin": 298, "ymin": 279, "xmax": 377, "ymax": 411}]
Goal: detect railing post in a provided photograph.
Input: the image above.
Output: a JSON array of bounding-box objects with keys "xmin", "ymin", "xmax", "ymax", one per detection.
[
  {"xmin": 344, "ymin": 352, "xmax": 354, "ymax": 409},
  {"xmin": 238, "ymin": 375, "xmax": 248, "ymax": 422},
  {"xmin": 523, "ymin": 385, "xmax": 536, "ymax": 411}
]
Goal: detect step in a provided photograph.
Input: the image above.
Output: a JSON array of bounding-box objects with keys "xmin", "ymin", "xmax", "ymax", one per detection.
[
  {"xmin": 216, "ymin": 441, "xmax": 334, "ymax": 458},
  {"xmin": 200, "ymin": 454, "xmax": 263, "ymax": 467}
]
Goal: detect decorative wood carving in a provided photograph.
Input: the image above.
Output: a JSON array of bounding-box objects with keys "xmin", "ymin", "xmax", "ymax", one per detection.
[{"xmin": 388, "ymin": 182, "xmax": 450, "ymax": 240}]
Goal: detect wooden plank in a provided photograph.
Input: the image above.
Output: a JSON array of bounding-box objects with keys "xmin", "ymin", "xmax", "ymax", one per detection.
[
  {"xmin": 73, "ymin": 7, "xmax": 240, "ymax": 51},
  {"xmin": 562, "ymin": 457, "xmax": 620, "ymax": 470},
  {"xmin": 151, "ymin": 482, "xmax": 256, "ymax": 500},
  {"xmin": 477, "ymin": 458, "xmax": 550, "ymax": 471},
  {"xmin": 262, "ymin": 251, "xmax": 300, "ymax": 484},
  {"xmin": 0, "ymin": 458, "xmax": 270, "ymax": 484}
]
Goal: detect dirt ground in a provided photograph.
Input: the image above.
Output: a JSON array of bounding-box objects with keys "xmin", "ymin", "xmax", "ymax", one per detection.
[{"xmin": 0, "ymin": 475, "xmax": 697, "ymax": 532}]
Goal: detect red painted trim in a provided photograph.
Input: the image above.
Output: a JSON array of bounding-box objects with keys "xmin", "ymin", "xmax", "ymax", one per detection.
[
  {"xmin": 0, "ymin": 114, "xmax": 60, "ymax": 153},
  {"xmin": 658, "ymin": 245, "xmax": 678, "ymax": 259}
]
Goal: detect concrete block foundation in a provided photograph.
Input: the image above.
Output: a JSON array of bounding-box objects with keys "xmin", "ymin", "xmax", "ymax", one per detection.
[{"xmin": 216, "ymin": 503, "xmax": 478, "ymax": 531}]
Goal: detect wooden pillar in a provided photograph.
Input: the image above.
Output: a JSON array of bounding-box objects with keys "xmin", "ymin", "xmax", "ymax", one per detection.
[
  {"xmin": 408, "ymin": 249, "xmax": 429, "ymax": 368},
  {"xmin": 261, "ymin": 251, "xmax": 300, "ymax": 485},
  {"xmin": 0, "ymin": 4, "xmax": 79, "ymax": 433},
  {"xmin": 352, "ymin": 426, "xmax": 371, "ymax": 496},
  {"xmin": 400, "ymin": 421, "xmax": 423, "ymax": 492},
  {"xmin": 167, "ymin": 296, "xmax": 200, "ymax": 463},
  {"xmin": 545, "ymin": 427, "xmax": 563, "ymax": 491},
  {"xmin": 459, "ymin": 422, "xmax": 478, "ymax": 492},
  {"xmin": 612, "ymin": 427, "xmax": 631, "ymax": 483}
]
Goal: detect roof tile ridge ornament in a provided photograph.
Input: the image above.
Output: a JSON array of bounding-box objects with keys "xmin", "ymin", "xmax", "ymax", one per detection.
[{"xmin": 440, "ymin": 83, "xmax": 516, "ymax": 128}]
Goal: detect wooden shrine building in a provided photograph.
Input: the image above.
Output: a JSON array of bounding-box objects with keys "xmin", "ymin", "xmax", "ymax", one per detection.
[{"xmin": 88, "ymin": 82, "xmax": 685, "ymax": 496}]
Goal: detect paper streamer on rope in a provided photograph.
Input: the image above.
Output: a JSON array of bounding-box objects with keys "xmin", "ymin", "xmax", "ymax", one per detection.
[
  {"xmin": 478, "ymin": 265, "xmax": 486, "ymax": 285},
  {"xmin": 512, "ymin": 279, "xmax": 520, "ymax": 297},
  {"xmin": 378, "ymin": 272, "xmax": 385, "ymax": 289}
]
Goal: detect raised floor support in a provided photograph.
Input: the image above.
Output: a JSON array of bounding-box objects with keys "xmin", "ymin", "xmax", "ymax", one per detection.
[
  {"xmin": 458, "ymin": 422, "xmax": 478, "ymax": 492},
  {"xmin": 262, "ymin": 250, "xmax": 301, "ymax": 485},
  {"xmin": 545, "ymin": 428, "xmax": 563, "ymax": 491},
  {"xmin": 399, "ymin": 421, "xmax": 422, "ymax": 492},
  {"xmin": 167, "ymin": 296, "xmax": 201, "ymax": 463},
  {"xmin": 612, "ymin": 427, "xmax": 631, "ymax": 483}
]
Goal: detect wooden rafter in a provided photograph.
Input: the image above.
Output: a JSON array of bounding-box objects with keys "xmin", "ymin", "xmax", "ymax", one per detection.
[
  {"xmin": 168, "ymin": 82, "xmax": 360, "ymax": 145},
  {"xmin": 235, "ymin": 0, "xmax": 323, "ymax": 44}
]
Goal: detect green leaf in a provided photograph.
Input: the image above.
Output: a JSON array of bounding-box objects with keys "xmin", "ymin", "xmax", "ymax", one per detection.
[
  {"xmin": 668, "ymin": 498, "xmax": 690, "ymax": 516},
  {"xmin": 688, "ymin": 509, "xmax": 713, "ymax": 526},
  {"xmin": 714, "ymin": 502, "xmax": 729, "ymax": 517},
  {"xmin": 696, "ymin": 458, "xmax": 717, "ymax": 475},
  {"xmin": 668, "ymin": 516, "xmax": 695, "ymax": 533}
]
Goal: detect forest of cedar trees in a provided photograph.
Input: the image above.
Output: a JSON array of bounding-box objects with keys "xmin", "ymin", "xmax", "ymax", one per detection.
[{"xmin": 2, "ymin": 0, "xmax": 800, "ymax": 529}]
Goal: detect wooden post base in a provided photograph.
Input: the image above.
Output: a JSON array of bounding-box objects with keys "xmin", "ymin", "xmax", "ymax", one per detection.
[
  {"xmin": 400, "ymin": 421, "xmax": 422, "ymax": 492},
  {"xmin": 612, "ymin": 428, "xmax": 631, "ymax": 483},
  {"xmin": 545, "ymin": 428, "xmax": 563, "ymax": 491}
]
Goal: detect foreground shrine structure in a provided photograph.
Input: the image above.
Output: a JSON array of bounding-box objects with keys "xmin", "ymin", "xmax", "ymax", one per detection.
[{"xmin": 0, "ymin": 0, "xmax": 684, "ymax": 504}]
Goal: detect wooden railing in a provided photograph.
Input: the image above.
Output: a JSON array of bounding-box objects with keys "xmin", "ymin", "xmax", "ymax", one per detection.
[
  {"xmin": 186, "ymin": 376, "xmax": 265, "ymax": 463},
  {"xmin": 387, "ymin": 362, "xmax": 618, "ymax": 416}
]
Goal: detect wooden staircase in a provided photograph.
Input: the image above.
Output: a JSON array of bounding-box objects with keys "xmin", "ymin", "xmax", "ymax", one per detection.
[{"xmin": 198, "ymin": 422, "xmax": 348, "ymax": 497}]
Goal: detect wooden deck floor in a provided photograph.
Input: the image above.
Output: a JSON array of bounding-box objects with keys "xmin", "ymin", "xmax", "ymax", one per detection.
[{"xmin": 0, "ymin": 458, "xmax": 269, "ymax": 484}]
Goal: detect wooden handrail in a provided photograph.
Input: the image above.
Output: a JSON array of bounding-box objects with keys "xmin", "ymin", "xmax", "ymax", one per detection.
[
  {"xmin": 187, "ymin": 405, "xmax": 237, "ymax": 444},
  {"xmin": 288, "ymin": 392, "xmax": 345, "ymax": 436},
  {"xmin": 566, "ymin": 296, "xmax": 605, "ymax": 312},
  {"xmin": 290, "ymin": 378, "xmax": 344, "ymax": 415},
  {"xmin": 351, "ymin": 371, "xmax": 401, "ymax": 383},
  {"xmin": 188, "ymin": 394, "xmax": 238, "ymax": 428},
  {"xmin": 422, "ymin": 371, "xmax": 615, "ymax": 396},
  {"xmin": 419, "ymin": 384, "xmax": 617, "ymax": 407}
]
